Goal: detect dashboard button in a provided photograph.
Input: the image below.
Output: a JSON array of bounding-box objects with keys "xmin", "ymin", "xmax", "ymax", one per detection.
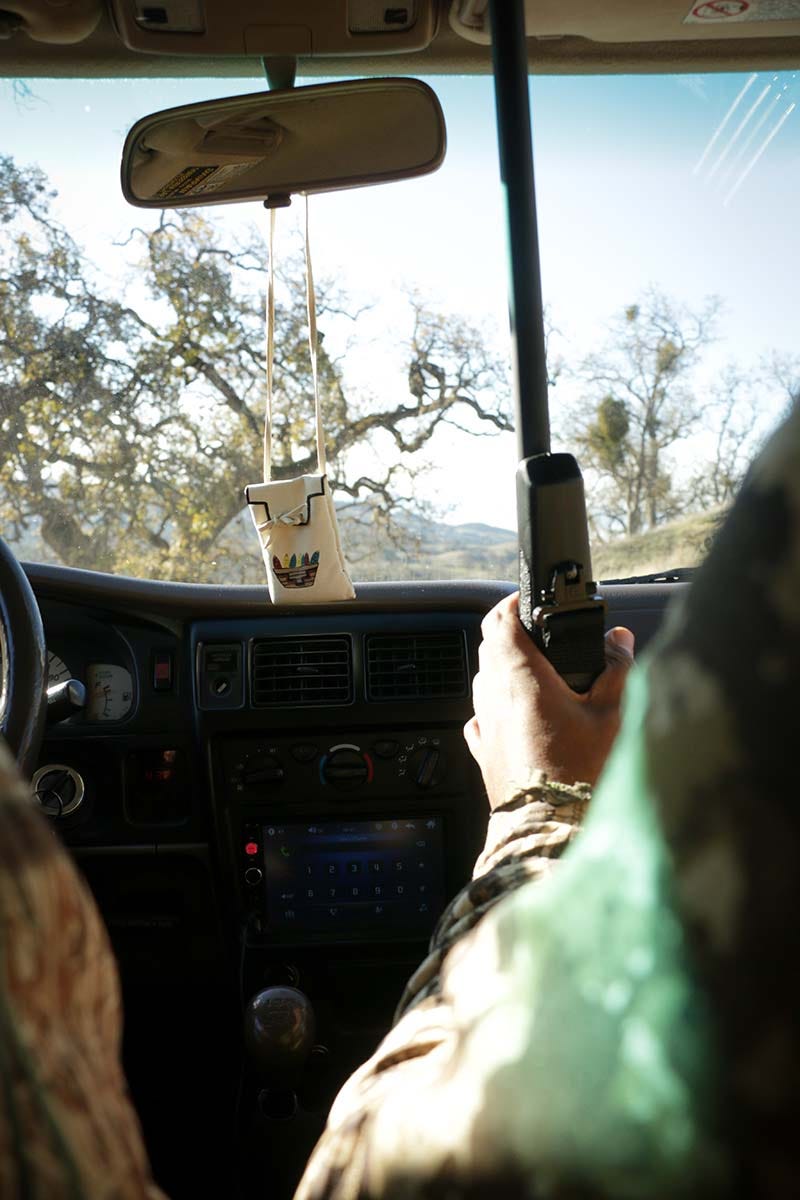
[
  {"xmin": 153, "ymin": 651, "xmax": 173, "ymax": 691},
  {"xmin": 372, "ymin": 739, "xmax": 400, "ymax": 759},
  {"xmin": 291, "ymin": 743, "xmax": 319, "ymax": 763},
  {"xmin": 244, "ymin": 867, "xmax": 264, "ymax": 887}
]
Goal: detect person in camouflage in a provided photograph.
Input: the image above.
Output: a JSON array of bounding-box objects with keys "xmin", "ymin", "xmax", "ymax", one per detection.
[
  {"xmin": 0, "ymin": 737, "xmax": 167, "ymax": 1200},
  {"xmin": 295, "ymin": 402, "xmax": 800, "ymax": 1200}
]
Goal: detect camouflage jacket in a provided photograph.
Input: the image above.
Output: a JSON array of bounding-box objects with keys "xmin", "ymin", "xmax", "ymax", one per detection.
[
  {"xmin": 294, "ymin": 778, "xmax": 594, "ymax": 1200},
  {"xmin": 296, "ymin": 404, "xmax": 800, "ymax": 1200}
]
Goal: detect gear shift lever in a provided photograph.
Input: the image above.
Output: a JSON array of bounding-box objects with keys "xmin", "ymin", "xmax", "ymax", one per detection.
[
  {"xmin": 242, "ymin": 986, "xmax": 316, "ymax": 1091},
  {"xmin": 239, "ymin": 986, "xmax": 323, "ymax": 1190}
]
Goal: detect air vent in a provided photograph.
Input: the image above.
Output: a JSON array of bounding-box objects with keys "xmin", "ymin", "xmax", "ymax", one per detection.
[
  {"xmin": 365, "ymin": 632, "xmax": 468, "ymax": 701},
  {"xmin": 252, "ymin": 637, "xmax": 353, "ymax": 707}
]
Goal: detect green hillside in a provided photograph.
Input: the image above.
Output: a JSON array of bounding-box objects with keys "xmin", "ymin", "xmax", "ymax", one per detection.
[{"xmin": 591, "ymin": 508, "xmax": 727, "ymax": 581}]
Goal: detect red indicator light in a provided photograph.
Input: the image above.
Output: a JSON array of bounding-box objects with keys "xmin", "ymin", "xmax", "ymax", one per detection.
[{"xmin": 245, "ymin": 841, "xmax": 259, "ymax": 857}]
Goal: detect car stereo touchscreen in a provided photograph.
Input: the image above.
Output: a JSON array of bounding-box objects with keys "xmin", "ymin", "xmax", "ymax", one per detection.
[{"xmin": 262, "ymin": 817, "xmax": 445, "ymax": 940}]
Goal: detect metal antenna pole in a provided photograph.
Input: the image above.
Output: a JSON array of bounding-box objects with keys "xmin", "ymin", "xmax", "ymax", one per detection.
[
  {"xmin": 489, "ymin": 0, "xmax": 606, "ymax": 693},
  {"xmin": 489, "ymin": 0, "xmax": 550, "ymax": 459}
]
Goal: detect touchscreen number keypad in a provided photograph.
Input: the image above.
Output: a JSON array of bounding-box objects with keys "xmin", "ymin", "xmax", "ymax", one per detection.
[{"xmin": 262, "ymin": 818, "xmax": 444, "ymax": 937}]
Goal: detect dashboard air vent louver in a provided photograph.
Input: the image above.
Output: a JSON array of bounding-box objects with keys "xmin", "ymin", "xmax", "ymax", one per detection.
[
  {"xmin": 252, "ymin": 637, "xmax": 353, "ymax": 707},
  {"xmin": 365, "ymin": 631, "xmax": 468, "ymax": 701}
]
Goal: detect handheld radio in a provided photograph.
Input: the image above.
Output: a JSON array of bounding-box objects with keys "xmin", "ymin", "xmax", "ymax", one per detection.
[{"xmin": 490, "ymin": 0, "xmax": 606, "ymax": 693}]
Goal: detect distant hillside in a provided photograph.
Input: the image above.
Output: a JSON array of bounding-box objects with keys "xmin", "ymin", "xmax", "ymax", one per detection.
[
  {"xmin": 339, "ymin": 504, "xmax": 727, "ymax": 583},
  {"xmin": 198, "ymin": 504, "xmax": 519, "ymax": 583},
  {"xmin": 148, "ymin": 503, "xmax": 730, "ymax": 584},
  {"xmin": 339, "ymin": 509, "xmax": 518, "ymax": 580},
  {"xmin": 591, "ymin": 508, "xmax": 726, "ymax": 581},
  {"xmin": 11, "ymin": 500, "xmax": 727, "ymax": 585}
]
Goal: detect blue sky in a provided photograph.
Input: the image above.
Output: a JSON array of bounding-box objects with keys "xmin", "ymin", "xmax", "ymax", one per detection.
[{"xmin": 3, "ymin": 69, "xmax": 798, "ymax": 530}]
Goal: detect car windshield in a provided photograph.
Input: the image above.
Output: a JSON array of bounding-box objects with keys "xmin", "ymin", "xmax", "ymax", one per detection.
[{"xmin": 1, "ymin": 70, "xmax": 797, "ymax": 583}]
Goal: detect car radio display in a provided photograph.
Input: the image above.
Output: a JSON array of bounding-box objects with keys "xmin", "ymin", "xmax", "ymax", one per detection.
[{"xmin": 262, "ymin": 817, "xmax": 446, "ymax": 939}]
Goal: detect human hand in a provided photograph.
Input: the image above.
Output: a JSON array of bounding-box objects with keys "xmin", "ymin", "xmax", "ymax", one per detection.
[{"xmin": 463, "ymin": 592, "xmax": 635, "ymax": 809}]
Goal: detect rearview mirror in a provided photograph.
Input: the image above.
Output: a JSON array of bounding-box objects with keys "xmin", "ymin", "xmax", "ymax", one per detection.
[{"xmin": 121, "ymin": 78, "xmax": 446, "ymax": 209}]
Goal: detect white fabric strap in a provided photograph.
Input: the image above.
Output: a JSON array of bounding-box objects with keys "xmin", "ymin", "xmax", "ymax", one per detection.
[
  {"xmin": 261, "ymin": 201, "xmax": 326, "ymax": 481},
  {"xmin": 304, "ymin": 195, "xmax": 326, "ymax": 474}
]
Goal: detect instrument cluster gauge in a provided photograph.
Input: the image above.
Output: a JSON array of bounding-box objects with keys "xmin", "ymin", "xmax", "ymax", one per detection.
[
  {"xmin": 47, "ymin": 652, "xmax": 71, "ymax": 688},
  {"xmin": 87, "ymin": 663, "xmax": 134, "ymax": 722}
]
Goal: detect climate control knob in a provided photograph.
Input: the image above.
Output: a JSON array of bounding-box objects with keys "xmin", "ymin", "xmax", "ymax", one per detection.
[
  {"xmin": 320, "ymin": 745, "xmax": 373, "ymax": 792},
  {"xmin": 233, "ymin": 751, "xmax": 285, "ymax": 795},
  {"xmin": 409, "ymin": 747, "xmax": 445, "ymax": 790}
]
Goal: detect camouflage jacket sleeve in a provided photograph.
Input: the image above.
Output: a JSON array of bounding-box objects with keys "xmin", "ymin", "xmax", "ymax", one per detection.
[{"xmin": 294, "ymin": 774, "xmax": 591, "ymax": 1200}]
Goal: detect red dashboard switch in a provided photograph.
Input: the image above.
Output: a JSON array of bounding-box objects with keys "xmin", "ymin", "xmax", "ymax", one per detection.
[
  {"xmin": 245, "ymin": 841, "xmax": 259, "ymax": 857},
  {"xmin": 153, "ymin": 652, "xmax": 173, "ymax": 691}
]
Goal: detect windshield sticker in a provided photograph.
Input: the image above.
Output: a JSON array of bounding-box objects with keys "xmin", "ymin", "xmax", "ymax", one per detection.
[
  {"xmin": 154, "ymin": 162, "xmax": 253, "ymax": 200},
  {"xmin": 685, "ymin": 0, "xmax": 800, "ymax": 20},
  {"xmin": 686, "ymin": 1, "xmax": 750, "ymax": 18}
]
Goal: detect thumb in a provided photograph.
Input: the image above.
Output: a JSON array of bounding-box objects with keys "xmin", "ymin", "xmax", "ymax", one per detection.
[
  {"xmin": 606, "ymin": 625, "xmax": 635, "ymax": 663},
  {"xmin": 590, "ymin": 626, "xmax": 635, "ymax": 704}
]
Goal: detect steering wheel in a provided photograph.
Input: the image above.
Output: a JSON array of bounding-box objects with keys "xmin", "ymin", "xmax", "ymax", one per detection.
[{"xmin": 0, "ymin": 537, "xmax": 47, "ymax": 779}]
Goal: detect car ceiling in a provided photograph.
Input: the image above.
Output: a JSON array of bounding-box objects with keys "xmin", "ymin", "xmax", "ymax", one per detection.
[{"xmin": 2, "ymin": 0, "xmax": 800, "ymax": 78}]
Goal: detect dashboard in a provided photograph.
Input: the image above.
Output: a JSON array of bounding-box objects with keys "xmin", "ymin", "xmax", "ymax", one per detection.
[{"xmin": 21, "ymin": 562, "xmax": 682, "ymax": 1200}]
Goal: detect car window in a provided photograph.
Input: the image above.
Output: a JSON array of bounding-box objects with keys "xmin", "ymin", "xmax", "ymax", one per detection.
[{"xmin": 1, "ymin": 71, "xmax": 797, "ymax": 583}]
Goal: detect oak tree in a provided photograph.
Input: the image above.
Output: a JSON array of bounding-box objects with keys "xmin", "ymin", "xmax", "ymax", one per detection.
[
  {"xmin": 0, "ymin": 156, "xmax": 512, "ymax": 582},
  {"xmin": 570, "ymin": 290, "xmax": 720, "ymax": 537}
]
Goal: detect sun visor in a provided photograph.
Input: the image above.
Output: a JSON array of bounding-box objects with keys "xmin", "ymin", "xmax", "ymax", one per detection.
[
  {"xmin": 0, "ymin": 0, "xmax": 102, "ymax": 43},
  {"xmin": 449, "ymin": 0, "xmax": 800, "ymax": 45}
]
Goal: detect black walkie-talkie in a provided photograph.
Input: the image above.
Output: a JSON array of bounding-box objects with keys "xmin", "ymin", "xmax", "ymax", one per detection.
[
  {"xmin": 491, "ymin": 0, "xmax": 606, "ymax": 692},
  {"xmin": 517, "ymin": 453, "xmax": 606, "ymax": 693}
]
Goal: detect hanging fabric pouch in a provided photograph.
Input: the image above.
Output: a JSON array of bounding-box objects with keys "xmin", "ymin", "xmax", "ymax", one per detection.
[{"xmin": 245, "ymin": 203, "xmax": 355, "ymax": 604}]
